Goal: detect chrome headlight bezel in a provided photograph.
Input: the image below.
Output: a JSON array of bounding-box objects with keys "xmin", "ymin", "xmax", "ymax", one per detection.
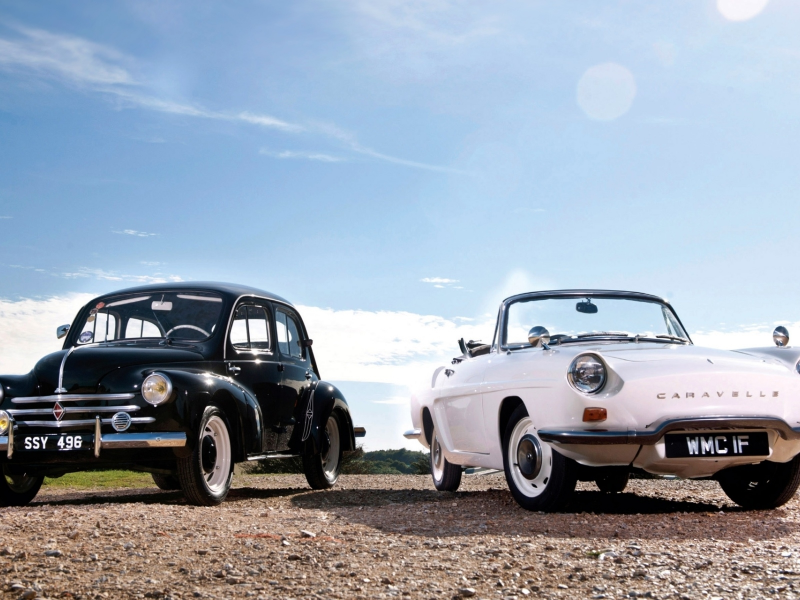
[
  {"xmin": 142, "ymin": 373, "xmax": 173, "ymax": 406},
  {"xmin": 568, "ymin": 354, "xmax": 607, "ymax": 395},
  {"xmin": 0, "ymin": 410, "xmax": 10, "ymax": 436},
  {"xmin": 795, "ymin": 360, "xmax": 800, "ymax": 375}
]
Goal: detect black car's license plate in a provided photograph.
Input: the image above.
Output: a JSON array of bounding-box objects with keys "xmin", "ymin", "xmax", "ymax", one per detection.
[
  {"xmin": 665, "ymin": 432, "xmax": 769, "ymax": 458},
  {"xmin": 19, "ymin": 434, "xmax": 93, "ymax": 452}
]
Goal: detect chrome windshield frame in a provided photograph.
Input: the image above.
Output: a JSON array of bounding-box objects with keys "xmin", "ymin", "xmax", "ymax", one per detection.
[{"xmin": 493, "ymin": 289, "xmax": 693, "ymax": 353}]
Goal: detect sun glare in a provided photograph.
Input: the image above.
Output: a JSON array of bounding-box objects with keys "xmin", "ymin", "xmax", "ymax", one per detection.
[
  {"xmin": 576, "ymin": 63, "xmax": 637, "ymax": 121},
  {"xmin": 717, "ymin": 0, "xmax": 769, "ymax": 21}
]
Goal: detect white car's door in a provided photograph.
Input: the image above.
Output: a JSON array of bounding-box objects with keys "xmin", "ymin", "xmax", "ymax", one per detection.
[{"xmin": 435, "ymin": 356, "xmax": 490, "ymax": 454}]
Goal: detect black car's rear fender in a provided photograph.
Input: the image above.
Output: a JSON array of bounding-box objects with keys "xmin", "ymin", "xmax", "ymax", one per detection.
[{"xmin": 289, "ymin": 381, "xmax": 355, "ymax": 455}]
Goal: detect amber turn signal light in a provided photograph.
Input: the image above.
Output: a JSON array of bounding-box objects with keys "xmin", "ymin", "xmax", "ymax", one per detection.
[{"xmin": 583, "ymin": 407, "xmax": 607, "ymax": 422}]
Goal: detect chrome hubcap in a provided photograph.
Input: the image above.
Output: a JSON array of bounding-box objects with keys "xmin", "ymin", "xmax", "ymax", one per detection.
[{"xmin": 200, "ymin": 415, "xmax": 231, "ymax": 493}]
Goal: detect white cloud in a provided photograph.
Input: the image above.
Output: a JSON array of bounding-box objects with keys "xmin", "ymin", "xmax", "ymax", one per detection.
[
  {"xmin": 260, "ymin": 149, "xmax": 345, "ymax": 163},
  {"xmin": 692, "ymin": 321, "xmax": 799, "ymax": 350},
  {"xmin": 0, "ymin": 25, "xmax": 136, "ymax": 87},
  {"xmin": 0, "ymin": 24, "xmax": 457, "ymax": 173},
  {"xmin": 0, "ymin": 216, "xmax": 13, "ymax": 219},
  {"xmin": 298, "ymin": 304, "xmax": 492, "ymax": 386},
  {"xmin": 113, "ymin": 229, "xmax": 158, "ymax": 237},
  {"xmin": 0, "ymin": 293, "xmax": 94, "ymax": 374},
  {"xmin": 421, "ymin": 277, "xmax": 458, "ymax": 284}
]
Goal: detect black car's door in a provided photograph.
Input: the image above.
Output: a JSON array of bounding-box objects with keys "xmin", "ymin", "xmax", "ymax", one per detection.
[
  {"xmin": 226, "ymin": 302, "xmax": 283, "ymax": 453},
  {"xmin": 274, "ymin": 305, "xmax": 317, "ymax": 450}
]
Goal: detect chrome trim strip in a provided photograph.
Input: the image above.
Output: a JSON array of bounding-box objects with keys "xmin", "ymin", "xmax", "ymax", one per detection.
[
  {"xmin": 15, "ymin": 417, "xmax": 155, "ymax": 428},
  {"xmin": 403, "ymin": 428, "xmax": 422, "ymax": 440},
  {"xmin": 8, "ymin": 405, "xmax": 141, "ymax": 416},
  {"xmin": 100, "ymin": 432, "xmax": 186, "ymax": 449},
  {"xmin": 354, "ymin": 426, "xmax": 366, "ymax": 438},
  {"xmin": 11, "ymin": 393, "xmax": 136, "ymax": 404},
  {"xmin": 55, "ymin": 346, "xmax": 77, "ymax": 394},
  {"xmin": 538, "ymin": 416, "xmax": 800, "ymax": 446}
]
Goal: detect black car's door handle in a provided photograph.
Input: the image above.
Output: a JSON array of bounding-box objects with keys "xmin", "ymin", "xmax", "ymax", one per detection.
[{"xmin": 227, "ymin": 364, "xmax": 241, "ymax": 375}]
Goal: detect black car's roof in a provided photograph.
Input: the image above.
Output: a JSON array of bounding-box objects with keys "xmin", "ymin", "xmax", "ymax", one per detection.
[{"xmin": 89, "ymin": 281, "xmax": 292, "ymax": 306}]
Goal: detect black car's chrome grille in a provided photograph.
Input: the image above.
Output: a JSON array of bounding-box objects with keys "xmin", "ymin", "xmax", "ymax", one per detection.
[
  {"xmin": 10, "ymin": 393, "xmax": 136, "ymax": 404},
  {"xmin": 6, "ymin": 393, "xmax": 153, "ymax": 429}
]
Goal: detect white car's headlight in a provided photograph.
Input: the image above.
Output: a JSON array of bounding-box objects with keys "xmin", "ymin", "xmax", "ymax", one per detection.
[
  {"xmin": 568, "ymin": 354, "xmax": 606, "ymax": 394},
  {"xmin": 0, "ymin": 410, "xmax": 9, "ymax": 435},
  {"xmin": 142, "ymin": 373, "xmax": 173, "ymax": 405},
  {"xmin": 795, "ymin": 360, "xmax": 800, "ymax": 375}
]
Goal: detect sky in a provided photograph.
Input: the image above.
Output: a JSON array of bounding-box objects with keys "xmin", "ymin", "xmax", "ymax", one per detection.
[{"xmin": 1, "ymin": 0, "xmax": 799, "ymax": 449}]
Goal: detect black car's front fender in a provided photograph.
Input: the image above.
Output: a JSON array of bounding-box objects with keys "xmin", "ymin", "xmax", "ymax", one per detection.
[
  {"xmin": 289, "ymin": 381, "xmax": 356, "ymax": 455},
  {"xmin": 100, "ymin": 367, "xmax": 263, "ymax": 462}
]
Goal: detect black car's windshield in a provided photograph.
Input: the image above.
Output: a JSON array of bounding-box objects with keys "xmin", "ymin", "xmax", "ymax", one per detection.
[
  {"xmin": 74, "ymin": 291, "xmax": 224, "ymax": 345},
  {"xmin": 504, "ymin": 296, "xmax": 689, "ymax": 349}
]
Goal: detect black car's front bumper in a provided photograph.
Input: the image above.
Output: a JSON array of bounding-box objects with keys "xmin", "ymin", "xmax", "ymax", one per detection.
[
  {"xmin": 1, "ymin": 416, "xmax": 186, "ymax": 459},
  {"xmin": 538, "ymin": 416, "xmax": 800, "ymax": 446}
]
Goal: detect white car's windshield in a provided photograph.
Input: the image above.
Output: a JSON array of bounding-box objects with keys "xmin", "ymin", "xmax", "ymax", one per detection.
[
  {"xmin": 504, "ymin": 296, "xmax": 689, "ymax": 348},
  {"xmin": 75, "ymin": 291, "xmax": 224, "ymax": 345}
]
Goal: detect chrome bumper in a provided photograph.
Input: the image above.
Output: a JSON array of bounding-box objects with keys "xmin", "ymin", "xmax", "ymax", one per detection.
[
  {"xmin": 354, "ymin": 426, "xmax": 367, "ymax": 438},
  {"xmin": 538, "ymin": 416, "xmax": 800, "ymax": 446},
  {"xmin": 0, "ymin": 427, "xmax": 186, "ymax": 459},
  {"xmin": 403, "ymin": 428, "xmax": 422, "ymax": 440}
]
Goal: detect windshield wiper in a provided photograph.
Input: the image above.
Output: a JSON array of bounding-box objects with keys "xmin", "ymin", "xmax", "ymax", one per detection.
[
  {"xmin": 575, "ymin": 331, "xmax": 632, "ymax": 338},
  {"xmin": 654, "ymin": 334, "xmax": 689, "ymax": 343}
]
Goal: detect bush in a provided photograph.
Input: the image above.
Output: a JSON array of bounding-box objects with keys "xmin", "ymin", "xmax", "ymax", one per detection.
[{"xmin": 243, "ymin": 446, "xmax": 432, "ymax": 475}]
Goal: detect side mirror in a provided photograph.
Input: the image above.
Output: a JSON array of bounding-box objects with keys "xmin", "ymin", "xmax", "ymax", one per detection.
[
  {"xmin": 57, "ymin": 324, "xmax": 70, "ymax": 339},
  {"xmin": 528, "ymin": 326, "xmax": 551, "ymax": 348},
  {"xmin": 302, "ymin": 339, "xmax": 314, "ymax": 348},
  {"xmin": 774, "ymin": 326, "xmax": 789, "ymax": 347},
  {"xmin": 576, "ymin": 301, "xmax": 598, "ymax": 314}
]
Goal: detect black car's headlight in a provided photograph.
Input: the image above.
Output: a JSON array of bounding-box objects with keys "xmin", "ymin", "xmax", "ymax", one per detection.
[
  {"xmin": 568, "ymin": 354, "xmax": 606, "ymax": 394},
  {"xmin": 142, "ymin": 373, "xmax": 173, "ymax": 405},
  {"xmin": 0, "ymin": 410, "xmax": 9, "ymax": 436}
]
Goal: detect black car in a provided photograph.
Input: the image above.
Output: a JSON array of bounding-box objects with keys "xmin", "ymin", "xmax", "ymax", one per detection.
[{"xmin": 0, "ymin": 282, "xmax": 365, "ymax": 506}]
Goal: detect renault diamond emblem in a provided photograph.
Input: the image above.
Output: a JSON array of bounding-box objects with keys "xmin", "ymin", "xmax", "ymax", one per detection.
[{"xmin": 53, "ymin": 401, "xmax": 65, "ymax": 421}]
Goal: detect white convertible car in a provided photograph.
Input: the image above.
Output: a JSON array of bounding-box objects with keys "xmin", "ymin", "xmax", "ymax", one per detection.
[{"xmin": 405, "ymin": 290, "xmax": 800, "ymax": 511}]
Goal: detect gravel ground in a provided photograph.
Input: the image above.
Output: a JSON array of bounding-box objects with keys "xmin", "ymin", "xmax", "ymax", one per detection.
[{"xmin": 3, "ymin": 473, "xmax": 800, "ymax": 599}]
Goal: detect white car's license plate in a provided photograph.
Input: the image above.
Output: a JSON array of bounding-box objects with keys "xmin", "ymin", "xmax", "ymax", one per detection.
[
  {"xmin": 665, "ymin": 431, "xmax": 769, "ymax": 458},
  {"xmin": 20, "ymin": 434, "xmax": 93, "ymax": 452}
]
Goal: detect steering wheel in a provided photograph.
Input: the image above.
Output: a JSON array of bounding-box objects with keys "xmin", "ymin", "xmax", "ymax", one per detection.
[{"xmin": 165, "ymin": 324, "xmax": 210, "ymax": 337}]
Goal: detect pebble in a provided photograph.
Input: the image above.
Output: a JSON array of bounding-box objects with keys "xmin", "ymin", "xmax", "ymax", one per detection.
[{"xmin": 4, "ymin": 473, "xmax": 799, "ymax": 599}]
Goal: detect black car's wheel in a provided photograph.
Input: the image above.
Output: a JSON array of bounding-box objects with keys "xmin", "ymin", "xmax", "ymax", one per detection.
[
  {"xmin": 718, "ymin": 455, "xmax": 800, "ymax": 509},
  {"xmin": 303, "ymin": 412, "xmax": 343, "ymax": 489},
  {"xmin": 596, "ymin": 469, "xmax": 629, "ymax": 493},
  {"xmin": 177, "ymin": 405, "xmax": 234, "ymax": 506},
  {"xmin": 503, "ymin": 404, "xmax": 576, "ymax": 511},
  {"xmin": 430, "ymin": 425, "xmax": 462, "ymax": 491},
  {"xmin": 151, "ymin": 472, "xmax": 181, "ymax": 491},
  {"xmin": 0, "ymin": 467, "xmax": 44, "ymax": 507}
]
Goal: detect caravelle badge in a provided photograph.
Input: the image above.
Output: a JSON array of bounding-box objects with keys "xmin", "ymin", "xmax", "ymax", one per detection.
[{"xmin": 657, "ymin": 391, "xmax": 779, "ymax": 399}]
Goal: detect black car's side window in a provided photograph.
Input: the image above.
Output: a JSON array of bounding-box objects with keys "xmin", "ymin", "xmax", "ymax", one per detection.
[
  {"xmin": 229, "ymin": 304, "xmax": 272, "ymax": 352},
  {"xmin": 276, "ymin": 308, "xmax": 305, "ymax": 360}
]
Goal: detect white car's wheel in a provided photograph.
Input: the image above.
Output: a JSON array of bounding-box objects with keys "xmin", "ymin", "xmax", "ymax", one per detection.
[
  {"xmin": 503, "ymin": 404, "xmax": 576, "ymax": 511},
  {"xmin": 177, "ymin": 406, "xmax": 234, "ymax": 506},
  {"xmin": 430, "ymin": 426, "xmax": 461, "ymax": 491}
]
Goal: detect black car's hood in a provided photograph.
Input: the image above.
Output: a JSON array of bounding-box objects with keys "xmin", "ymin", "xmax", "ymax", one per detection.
[{"xmin": 32, "ymin": 345, "xmax": 203, "ymax": 395}]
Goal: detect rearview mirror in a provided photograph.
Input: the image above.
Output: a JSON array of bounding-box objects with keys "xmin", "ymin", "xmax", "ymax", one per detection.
[
  {"xmin": 56, "ymin": 324, "xmax": 70, "ymax": 339},
  {"xmin": 152, "ymin": 301, "xmax": 173, "ymax": 311},
  {"xmin": 576, "ymin": 300, "xmax": 598, "ymax": 314}
]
